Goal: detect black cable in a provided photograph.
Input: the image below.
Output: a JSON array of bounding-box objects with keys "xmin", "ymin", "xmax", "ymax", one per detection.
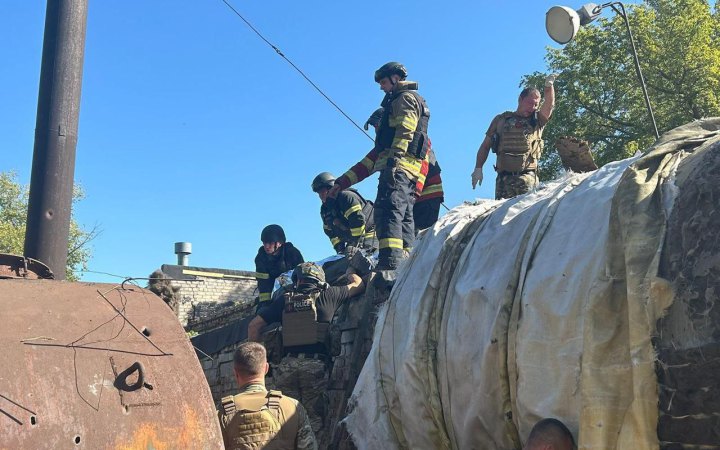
[
  {"xmin": 220, "ymin": 0, "xmax": 374, "ymax": 142},
  {"xmin": 79, "ymin": 269, "xmax": 129, "ymax": 279}
]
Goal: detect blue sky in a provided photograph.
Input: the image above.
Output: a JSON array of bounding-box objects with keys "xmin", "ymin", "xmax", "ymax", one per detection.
[{"xmin": 1, "ymin": 1, "xmax": 614, "ymax": 282}]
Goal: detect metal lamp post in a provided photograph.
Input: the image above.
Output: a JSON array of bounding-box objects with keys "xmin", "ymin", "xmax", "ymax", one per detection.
[{"xmin": 546, "ymin": 2, "xmax": 660, "ymax": 139}]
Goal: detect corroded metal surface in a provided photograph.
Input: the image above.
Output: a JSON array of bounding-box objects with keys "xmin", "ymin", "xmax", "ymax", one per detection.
[
  {"xmin": 0, "ymin": 280, "xmax": 223, "ymax": 449},
  {"xmin": 0, "ymin": 253, "xmax": 54, "ymax": 279}
]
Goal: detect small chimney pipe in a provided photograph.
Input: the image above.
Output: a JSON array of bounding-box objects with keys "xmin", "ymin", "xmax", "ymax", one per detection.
[{"xmin": 174, "ymin": 242, "xmax": 192, "ymax": 266}]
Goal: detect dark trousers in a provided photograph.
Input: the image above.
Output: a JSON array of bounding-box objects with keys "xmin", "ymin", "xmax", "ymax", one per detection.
[
  {"xmin": 374, "ymin": 168, "xmax": 416, "ymax": 270},
  {"xmin": 413, "ymin": 197, "xmax": 442, "ymax": 232}
]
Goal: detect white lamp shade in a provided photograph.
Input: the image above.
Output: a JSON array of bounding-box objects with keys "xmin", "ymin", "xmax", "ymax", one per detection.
[{"xmin": 546, "ymin": 6, "xmax": 581, "ymax": 44}]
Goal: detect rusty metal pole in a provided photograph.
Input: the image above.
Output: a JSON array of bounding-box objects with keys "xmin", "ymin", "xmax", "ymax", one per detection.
[{"xmin": 24, "ymin": 0, "xmax": 88, "ymax": 280}]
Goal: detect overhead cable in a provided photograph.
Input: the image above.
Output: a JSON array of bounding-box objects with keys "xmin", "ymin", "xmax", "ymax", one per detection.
[{"xmin": 221, "ymin": 0, "xmax": 374, "ymax": 142}]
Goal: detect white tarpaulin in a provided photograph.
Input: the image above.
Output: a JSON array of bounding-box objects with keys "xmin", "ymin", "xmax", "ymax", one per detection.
[{"xmin": 344, "ymin": 119, "xmax": 720, "ymax": 449}]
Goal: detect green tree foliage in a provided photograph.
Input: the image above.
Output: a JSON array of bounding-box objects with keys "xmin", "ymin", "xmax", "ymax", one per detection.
[
  {"xmin": 524, "ymin": 0, "xmax": 720, "ymax": 180},
  {"xmin": 0, "ymin": 171, "xmax": 99, "ymax": 281}
]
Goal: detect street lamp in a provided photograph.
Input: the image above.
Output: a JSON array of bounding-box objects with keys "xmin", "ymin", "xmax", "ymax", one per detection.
[{"xmin": 546, "ymin": 2, "xmax": 660, "ymax": 139}]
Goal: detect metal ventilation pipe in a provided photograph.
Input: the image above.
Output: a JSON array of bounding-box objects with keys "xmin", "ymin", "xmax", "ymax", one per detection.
[
  {"xmin": 24, "ymin": 0, "xmax": 88, "ymax": 280},
  {"xmin": 174, "ymin": 242, "xmax": 192, "ymax": 266}
]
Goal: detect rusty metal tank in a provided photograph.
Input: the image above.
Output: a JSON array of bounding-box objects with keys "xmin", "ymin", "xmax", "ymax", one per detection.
[{"xmin": 0, "ymin": 259, "xmax": 223, "ymax": 449}]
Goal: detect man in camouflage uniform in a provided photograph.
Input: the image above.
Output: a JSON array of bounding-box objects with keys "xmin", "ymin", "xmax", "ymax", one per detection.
[
  {"xmin": 329, "ymin": 62, "xmax": 430, "ymax": 274},
  {"xmin": 217, "ymin": 342, "xmax": 317, "ymax": 450},
  {"xmin": 472, "ymin": 74, "xmax": 557, "ymax": 200}
]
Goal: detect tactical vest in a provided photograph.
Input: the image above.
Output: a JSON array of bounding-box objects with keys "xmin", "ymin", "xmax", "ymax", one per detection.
[
  {"xmin": 350, "ymin": 188, "xmax": 375, "ymax": 230},
  {"xmin": 376, "ymin": 90, "xmax": 430, "ymax": 161},
  {"xmin": 220, "ymin": 389, "xmax": 298, "ymax": 450},
  {"xmin": 281, "ymin": 291, "xmax": 329, "ymax": 348},
  {"xmin": 331, "ymin": 188, "xmax": 374, "ymax": 231},
  {"xmin": 494, "ymin": 112, "xmax": 544, "ymax": 173}
]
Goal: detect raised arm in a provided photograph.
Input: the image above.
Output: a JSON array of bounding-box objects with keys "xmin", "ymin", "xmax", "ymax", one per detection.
[{"xmin": 539, "ymin": 74, "xmax": 557, "ymax": 122}]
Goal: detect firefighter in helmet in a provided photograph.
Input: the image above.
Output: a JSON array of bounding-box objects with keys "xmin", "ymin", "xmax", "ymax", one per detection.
[
  {"xmin": 254, "ymin": 224, "xmax": 304, "ymax": 304},
  {"xmin": 311, "ymin": 171, "xmax": 376, "ymax": 256},
  {"xmin": 472, "ymin": 74, "xmax": 557, "ymax": 200},
  {"xmin": 365, "ymin": 108, "xmax": 444, "ymax": 233},
  {"xmin": 328, "ymin": 62, "xmax": 431, "ymax": 276}
]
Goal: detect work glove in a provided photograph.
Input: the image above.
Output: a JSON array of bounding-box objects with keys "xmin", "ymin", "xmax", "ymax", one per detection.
[
  {"xmin": 471, "ymin": 168, "xmax": 484, "ymax": 189},
  {"xmin": 545, "ymin": 73, "xmax": 558, "ymax": 87}
]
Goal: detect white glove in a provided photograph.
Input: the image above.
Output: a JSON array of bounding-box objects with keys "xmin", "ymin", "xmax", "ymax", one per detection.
[
  {"xmin": 471, "ymin": 168, "xmax": 484, "ymax": 189},
  {"xmin": 545, "ymin": 73, "xmax": 558, "ymax": 87}
]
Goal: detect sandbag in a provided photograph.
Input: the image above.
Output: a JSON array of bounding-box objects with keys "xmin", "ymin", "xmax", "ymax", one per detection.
[{"xmin": 555, "ymin": 136, "xmax": 598, "ymax": 172}]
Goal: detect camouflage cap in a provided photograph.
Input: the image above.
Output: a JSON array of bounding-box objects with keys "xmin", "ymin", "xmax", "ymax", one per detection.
[{"xmin": 291, "ymin": 262, "xmax": 326, "ymax": 286}]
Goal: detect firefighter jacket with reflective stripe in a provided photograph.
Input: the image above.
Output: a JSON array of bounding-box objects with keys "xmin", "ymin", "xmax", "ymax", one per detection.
[
  {"xmin": 417, "ymin": 147, "xmax": 443, "ymax": 202},
  {"xmin": 336, "ymin": 81, "xmax": 429, "ymax": 190},
  {"xmin": 492, "ymin": 111, "xmax": 548, "ymax": 173},
  {"xmin": 254, "ymin": 242, "xmax": 304, "ymax": 302},
  {"xmin": 320, "ymin": 188, "xmax": 374, "ymax": 252},
  {"xmin": 219, "ymin": 384, "xmax": 307, "ymax": 450}
]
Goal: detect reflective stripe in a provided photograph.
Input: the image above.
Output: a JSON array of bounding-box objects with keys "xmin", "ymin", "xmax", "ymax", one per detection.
[
  {"xmin": 255, "ymin": 272, "xmax": 270, "ymax": 280},
  {"xmin": 397, "ymin": 157, "xmax": 423, "ymax": 177},
  {"xmin": 345, "ymin": 170, "xmax": 359, "ymax": 185},
  {"xmin": 350, "ymin": 225, "xmax": 365, "ymax": 237},
  {"xmin": 389, "ymin": 114, "xmax": 418, "ymax": 130},
  {"xmin": 376, "ymin": 152, "xmax": 391, "ymax": 170},
  {"xmin": 392, "ymin": 136, "xmax": 410, "ymax": 151},
  {"xmin": 379, "ymin": 237, "xmax": 403, "ymax": 249},
  {"xmin": 344, "ymin": 204, "xmax": 362, "ymax": 219},
  {"xmin": 330, "ymin": 237, "xmax": 341, "ymax": 246},
  {"xmin": 363, "ymin": 230, "xmax": 375, "ymax": 238},
  {"xmin": 416, "ymin": 171, "xmax": 427, "ymax": 186},
  {"xmin": 361, "ymin": 157, "xmax": 374, "ymax": 171},
  {"xmin": 421, "ymin": 184, "xmax": 443, "ymax": 196},
  {"xmin": 259, "ymin": 292, "xmax": 271, "ymax": 302}
]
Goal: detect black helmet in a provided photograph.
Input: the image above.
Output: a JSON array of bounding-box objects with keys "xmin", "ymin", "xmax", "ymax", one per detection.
[
  {"xmin": 291, "ymin": 262, "xmax": 326, "ymax": 291},
  {"xmin": 261, "ymin": 224, "xmax": 286, "ymax": 244},
  {"xmin": 311, "ymin": 172, "xmax": 336, "ymax": 192},
  {"xmin": 374, "ymin": 61, "xmax": 407, "ymax": 82},
  {"xmin": 364, "ymin": 108, "xmax": 384, "ymax": 130}
]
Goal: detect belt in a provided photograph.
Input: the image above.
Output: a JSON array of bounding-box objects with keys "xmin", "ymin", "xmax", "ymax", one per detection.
[{"xmin": 498, "ymin": 169, "xmax": 536, "ymax": 177}]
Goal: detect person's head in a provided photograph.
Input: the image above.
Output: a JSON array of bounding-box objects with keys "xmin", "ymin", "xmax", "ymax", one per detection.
[
  {"xmin": 517, "ymin": 87, "xmax": 542, "ymax": 117},
  {"xmin": 261, "ymin": 224, "xmax": 286, "ymax": 255},
  {"xmin": 311, "ymin": 172, "xmax": 336, "ymax": 203},
  {"xmin": 524, "ymin": 418, "xmax": 576, "ymax": 450},
  {"xmin": 232, "ymin": 342, "xmax": 269, "ymax": 386},
  {"xmin": 374, "ymin": 62, "xmax": 407, "ymax": 94},
  {"xmin": 364, "ymin": 108, "xmax": 384, "ymax": 134},
  {"xmin": 291, "ymin": 262, "xmax": 327, "ymax": 294}
]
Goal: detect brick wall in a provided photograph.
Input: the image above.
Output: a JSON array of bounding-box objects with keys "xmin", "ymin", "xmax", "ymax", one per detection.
[
  {"xmin": 161, "ymin": 264, "xmax": 258, "ymax": 329},
  {"xmin": 199, "ymin": 342, "xmax": 244, "ymax": 403}
]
